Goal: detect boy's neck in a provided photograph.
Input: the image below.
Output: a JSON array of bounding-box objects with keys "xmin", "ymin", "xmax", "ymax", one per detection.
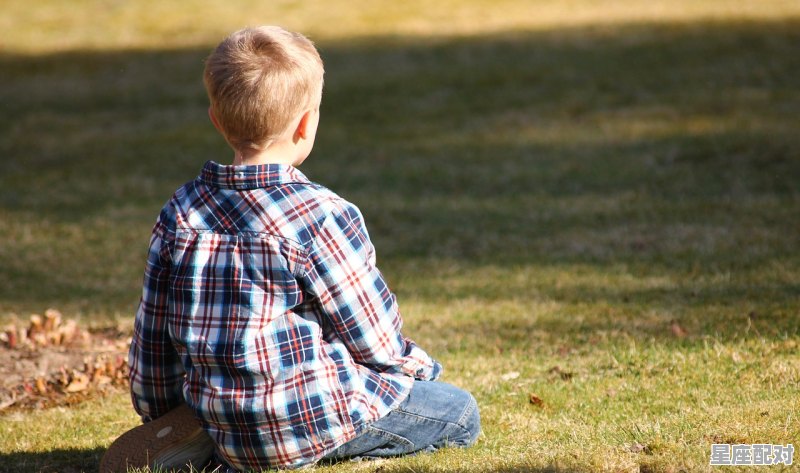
[
  {"xmin": 231, "ymin": 140, "xmax": 306, "ymax": 167},
  {"xmin": 215, "ymin": 106, "xmax": 318, "ymax": 168}
]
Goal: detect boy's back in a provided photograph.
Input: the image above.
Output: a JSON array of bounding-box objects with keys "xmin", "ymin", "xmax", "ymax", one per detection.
[
  {"xmin": 130, "ymin": 161, "xmax": 441, "ymax": 469},
  {"xmin": 102, "ymin": 26, "xmax": 478, "ymax": 473}
]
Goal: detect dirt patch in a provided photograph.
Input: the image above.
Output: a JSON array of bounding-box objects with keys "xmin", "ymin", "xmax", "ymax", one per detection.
[{"xmin": 0, "ymin": 310, "xmax": 130, "ymax": 413}]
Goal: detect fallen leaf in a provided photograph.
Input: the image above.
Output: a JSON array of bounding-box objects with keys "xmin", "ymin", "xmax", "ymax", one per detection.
[
  {"xmin": 670, "ymin": 320, "xmax": 688, "ymax": 338},
  {"xmin": 66, "ymin": 373, "xmax": 90, "ymax": 393},
  {"xmin": 29, "ymin": 314, "xmax": 43, "ymax": 333},
  {"xmin": 47, "ymin": 332, "xmax": 61, "ymax": 345},
  {"xmin": 44, "ymin": 309, "xmax": 62, "ymax": 331},
  {"xmin": 58, "ymin": 366, "xmax": 70, "ymax": 386},
  {"xmin": 32, "ymin": 333, "xmax": 48, "ymax": 347},
  {"xmin": 35, "ymin": 377, "xmax": 47, "ymax": 395},
  {"xmin": 529, "ymin": 393, "xmax": 544, "ymax": 407},
  {"xmin": 4, "ymin": 327, "xmax": 16, "ymax": 349},
  {"xmin": 95, "ymin": 375, "xmax": 112, "ymax": 386},
  {"xmin": 17, "ymin": 327, "xmax": 28, "ymax": 348}
]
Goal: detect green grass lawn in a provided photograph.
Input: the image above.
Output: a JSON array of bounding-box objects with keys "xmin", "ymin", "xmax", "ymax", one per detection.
[{"xmin": 1, "ymin": 1, "xmax": 799, "ymax": 472}]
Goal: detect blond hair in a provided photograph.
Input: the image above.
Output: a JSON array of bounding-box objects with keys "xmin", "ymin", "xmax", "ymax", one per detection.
[{"xmin": 203, "ymin": 26, "xmax": 324, "ymax": 151}]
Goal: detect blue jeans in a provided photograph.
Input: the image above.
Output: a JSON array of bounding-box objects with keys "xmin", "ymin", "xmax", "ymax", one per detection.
[{"xmin": 323, "ymin": 381, "xmax": 480, "ymax": 461}]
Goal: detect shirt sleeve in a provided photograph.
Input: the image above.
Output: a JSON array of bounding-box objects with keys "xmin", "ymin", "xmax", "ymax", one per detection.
[
  {"xmin": 300, "ymin": 201, "xmax": 442, "ymax": 381},
  {"xmin": 128, "ymin": 207, "xmax": 186, "ymax": 422}
]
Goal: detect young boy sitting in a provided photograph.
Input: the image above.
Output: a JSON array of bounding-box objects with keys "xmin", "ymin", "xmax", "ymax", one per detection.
[{"xmin": 101, "ymin": 26, "xmax": 480, "ymax": 472}]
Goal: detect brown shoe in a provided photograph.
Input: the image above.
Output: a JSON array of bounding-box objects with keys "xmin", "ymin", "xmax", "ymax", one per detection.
[{"xmin": 100, "ymin": 403, "xmax": 215, "ymax": 472}]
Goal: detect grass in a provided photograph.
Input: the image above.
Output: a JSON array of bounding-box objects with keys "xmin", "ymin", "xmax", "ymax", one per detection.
[{"xmin": 1, "ymin": 0, "xmax": 799, "ymax": 471}]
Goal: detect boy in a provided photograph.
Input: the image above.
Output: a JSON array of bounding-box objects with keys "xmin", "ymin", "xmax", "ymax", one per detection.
[{"xmin": 101, "ymin": 26, "xmax": 479, "ymax": 472}]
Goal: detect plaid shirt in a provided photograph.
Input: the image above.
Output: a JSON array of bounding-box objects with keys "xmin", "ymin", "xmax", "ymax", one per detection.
[{"xmin": 129, "ymin": 160, "xmax": 441, "ymax": 470}]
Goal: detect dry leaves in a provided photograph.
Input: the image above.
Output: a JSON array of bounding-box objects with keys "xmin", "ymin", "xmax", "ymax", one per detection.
[
  {"xmin": 0, "ymin": 309, "xmax": 130, "ymax": 413},
  {"xmin": 0, "ymin": 353, "xmax": 129, "ymax": 412},
  {"xmin": 0, "ymin": 309, "xmax": 91, "ymax": 349}
]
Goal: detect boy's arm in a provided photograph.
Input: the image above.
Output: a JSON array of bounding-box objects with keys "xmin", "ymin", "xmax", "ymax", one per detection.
[
  {"xmin": 128, "ymin": 209, "xmax": 185, "ymax": 422},
  {"xmin": 301, "ymin": 202, "xmax": 442, "ymax": 381}
]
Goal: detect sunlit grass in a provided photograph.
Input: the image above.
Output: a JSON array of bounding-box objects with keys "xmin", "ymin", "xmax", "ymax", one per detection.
[
  {"xmin": 1, "ymin": 0, "xmax": 799, "ymax": 472},
  {"xmin": 3, "ymin": 0, "xmax": 800, "ymax": 52}
]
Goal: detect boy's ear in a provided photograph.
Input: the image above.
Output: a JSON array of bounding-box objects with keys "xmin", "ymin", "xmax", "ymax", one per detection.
[
  {"xmin": 208, "ymin": 107, "xmax": 223, "ymax": 133},
  {"xmin": 293, "ymin": 110, "xmax": 313, "ymax": 141}
]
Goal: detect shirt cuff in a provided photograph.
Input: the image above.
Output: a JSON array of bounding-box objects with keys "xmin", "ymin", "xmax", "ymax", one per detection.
[{"xmin": 414, "ymin": 359, "xmax": 443, "ymax": 381}]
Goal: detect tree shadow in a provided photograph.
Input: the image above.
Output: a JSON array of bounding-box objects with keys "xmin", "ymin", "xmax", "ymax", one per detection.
[
  {"xmin": 0, "ymin": 447, "xmax": 105, "ymax": 473},
  {"xmin": 0, "ymin": 18, "xmax": 798, "ymax": 333},
  {"xmin": 320, "ymin": 460, "xmax": 576, "ymax": 473},
  {"xmin": 2, "ymin": 19, "xmax": 797, "ymax": 219},
  {"xmin": 0, "ymin": 447, "xmax": 578, "ymax": 473}
]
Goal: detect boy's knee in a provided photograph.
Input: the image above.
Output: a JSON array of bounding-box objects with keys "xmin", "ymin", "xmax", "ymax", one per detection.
[
  {"xmin": 404, "ymin": 381, "xmax": 481, "ymax": 448},
  {"xmin": 456, "ymin": 392, "xmax": 481, "ymax": 447}
]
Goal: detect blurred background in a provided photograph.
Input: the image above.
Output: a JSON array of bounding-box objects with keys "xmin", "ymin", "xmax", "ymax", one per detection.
[{"xmin": 1, "ymin": 0, "xmax": 798, "ymax": 333}]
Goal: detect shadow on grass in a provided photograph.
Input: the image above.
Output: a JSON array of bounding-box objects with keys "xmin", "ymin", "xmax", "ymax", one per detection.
[
  {"xmin": 0, "ymin": 448, "xmax": 577, "ymax": 473},
  {"xmin": 323, "ymin": 463, "xmax": 577, "ymax": 473},
  {"xmin": 0, "ymin": 447, "xmax": 105, "ymax": 473},
  {"xmin": 0, "ymin": 18, "xmax": 798, "ymax": 334}
]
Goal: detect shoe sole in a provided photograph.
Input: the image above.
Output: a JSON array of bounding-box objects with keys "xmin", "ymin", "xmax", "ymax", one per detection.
[{"xmin": 100, "ymin": 403, "xmax": 213, "ymax": 472}]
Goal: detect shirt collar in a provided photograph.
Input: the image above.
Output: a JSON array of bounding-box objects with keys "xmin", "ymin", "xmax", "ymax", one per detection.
[{"xmin": 198, "ymin": 160, "xmax": 311, "ymax": 190}]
